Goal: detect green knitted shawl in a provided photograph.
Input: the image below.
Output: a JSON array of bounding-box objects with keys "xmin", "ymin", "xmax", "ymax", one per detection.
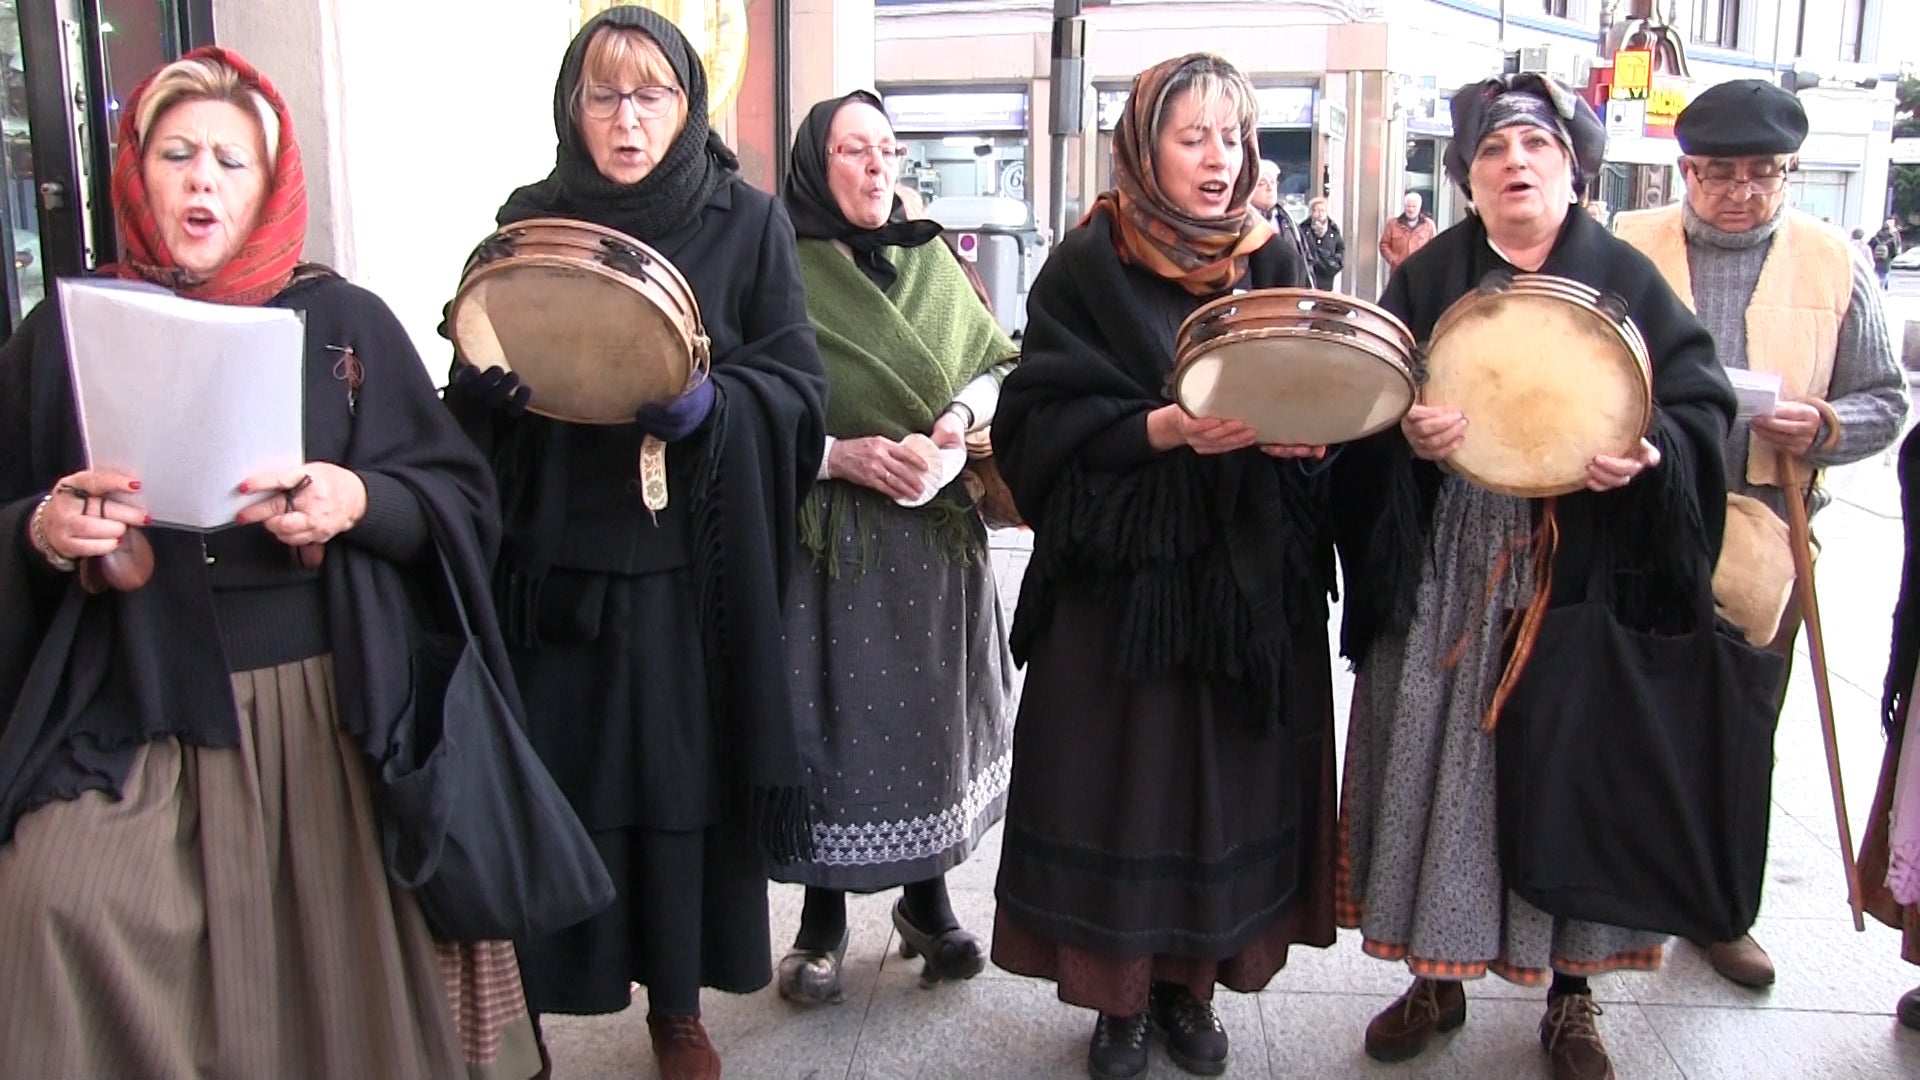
[{"xmin": 796, "ymin": 238, "xmax": 1018, "ymax": 574}]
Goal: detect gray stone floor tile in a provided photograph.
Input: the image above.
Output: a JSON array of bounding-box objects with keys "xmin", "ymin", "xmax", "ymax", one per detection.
[
  {"xmin": 1257, "ymin": 991, "xmax": 1683, "ymax": 1079},
  {"xmin": 1749, "ymin": 838, "xmax": 1880, "ymax": 921},
  {"xmin": 849, "ymin": 976, "xmax": 1265, "ymax": 1078},
  {"xmin": 1639, "ymin": 1003, "xmax": 1920, "ymax": 1080},
  {"xmin": 1618, "ymin": 916, "xmax": 1912, "ymax": 1014}
]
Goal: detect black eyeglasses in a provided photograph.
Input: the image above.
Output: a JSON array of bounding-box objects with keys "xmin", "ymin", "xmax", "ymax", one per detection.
[
  {"xmin": 1689, "ymin": 160, "xmax": 1789, "ymax": 196},
  {"xmin": 582, "ymin": 84, "xmax": 681, "ymax": 121}
]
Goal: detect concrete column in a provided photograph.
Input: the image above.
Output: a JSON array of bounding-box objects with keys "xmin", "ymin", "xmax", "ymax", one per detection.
[
  {"xmin": 215, "ymin": 0, "xmax": 572, "ymax": 365},
  {"xmin": 789, "ymin": 0, "xmax": 874, "ymax": 129},
  {"xmin": 1350, "ymin": 69, "xmax": 1396, "ymax": 302},
  {"xmin": 214, "ymin": 0, "xmax": 351, "ymax": 272}
]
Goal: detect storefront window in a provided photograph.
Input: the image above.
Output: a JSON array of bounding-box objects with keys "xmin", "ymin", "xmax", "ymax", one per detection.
[
  {"xmin": 899, "ymin": 135, "xmax": 1027, "ymax": 202},
  {"xmin": 1788, "ymin": 169, "xmax": 1849, "ymax": 227},
  {"xmin": 0, "ymin": 3, "xmax": 36, "ymax": 319},
  {"xmin": 881, "ymin": 88, "xmax": 1030, "ymax": 207}
]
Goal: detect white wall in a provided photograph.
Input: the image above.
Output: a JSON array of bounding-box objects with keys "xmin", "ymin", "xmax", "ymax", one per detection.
[
  {"xmin": 333, "ymin": 0, "xmax": 574, "ymax": 369},
  {"xmin": 219, "ymin": 0, "xmax": 574, "ymax": 371}
]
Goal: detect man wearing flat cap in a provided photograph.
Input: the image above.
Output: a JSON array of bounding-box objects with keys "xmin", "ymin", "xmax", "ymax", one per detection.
[{"xmin": 1616, "ymin": 77, "xmax": 1909, "ymax": 991}]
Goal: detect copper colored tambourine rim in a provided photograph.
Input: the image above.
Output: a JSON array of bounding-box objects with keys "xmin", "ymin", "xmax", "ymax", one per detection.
[
  {"xmin": 1175, "ymin": 288, "xmax": 1417, "ymax": 359},
  {"xmin": 448, "ymin": 218, "xmax": 711, "ymax": 425},
  {"xmin": 1170, "ymin": 288, "xmax": 1420, "ymax": 443},
  {"xmin": 1422, "ymin": 273, "xmax": 1653, "ymax": 498}
]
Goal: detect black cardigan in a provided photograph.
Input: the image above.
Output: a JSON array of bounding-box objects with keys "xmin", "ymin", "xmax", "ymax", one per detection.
[
  {"xmin": 0, "ymin": 275, "xmax": 504, "ymax": 843},
  {"xmin": 1333, "ymin": 209, "xmax": 1738, "ymax": 664}
]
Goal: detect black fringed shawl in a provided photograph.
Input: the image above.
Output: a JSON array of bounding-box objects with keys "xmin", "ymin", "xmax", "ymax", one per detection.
[
  {"xmin": 450, "ymin": 189, "xmax": 828, "ymax": 861},
  {"xmin": 1885, "ymin": 427, "xmax": 1920, "ymax": 735},
  {"xmin": 992, "ymin": 207, "xmax": 1329, "ymax": 728},
  {"xmin": 0, "ymin": 277, "xmax": 505, "ymax": 844},
  {"xmin": 1333, "ymin": 209, "xmax": 1737, "ymax": 666}
]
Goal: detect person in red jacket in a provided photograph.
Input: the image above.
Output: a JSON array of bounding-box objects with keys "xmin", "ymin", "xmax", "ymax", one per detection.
[{"xmin": 1378, "ymin": 190, "xmax": 1437, "ymax": 271}]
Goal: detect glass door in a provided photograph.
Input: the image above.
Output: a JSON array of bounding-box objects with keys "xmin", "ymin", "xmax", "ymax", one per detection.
[{"xmin": 0, "ymin": 0, "xmax": 208, "ymax": 340}]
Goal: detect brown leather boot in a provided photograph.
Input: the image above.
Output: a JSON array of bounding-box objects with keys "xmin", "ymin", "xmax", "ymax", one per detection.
[
  {"xmin": 647, "ymin": 1012, "xmax": 721, "ymax": 1080},
  {"xmin": 1540, "ymin": 992, "xmax": 1615, "ymax": 1080},
  {"xmin": 1364, "ymin": 978, "xmax": 1466, "ymax": 1063},
  {"xmin": 1704, "ymin": 934, "xmax": 1776, "ymax": 988}
]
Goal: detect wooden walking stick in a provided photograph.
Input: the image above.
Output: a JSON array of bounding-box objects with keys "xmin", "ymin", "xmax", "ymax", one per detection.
[{"xmin": 1779, "ymin": 447, "xmax": 1866, "ymax": 930}]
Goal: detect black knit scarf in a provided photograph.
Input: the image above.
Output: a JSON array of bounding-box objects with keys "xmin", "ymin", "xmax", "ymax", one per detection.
[
  {"xmin": 783, "ymin": 90, "xmax": 942, "ymax": 291},
  {"xmin": 497, "ymin": 5, "xmax": 736, "ymax": 241}
]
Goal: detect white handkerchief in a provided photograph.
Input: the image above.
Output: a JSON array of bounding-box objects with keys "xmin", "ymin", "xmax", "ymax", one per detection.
[{"xmin": 896, "ymin": 446, "xmax": 968, "ymax": 508}]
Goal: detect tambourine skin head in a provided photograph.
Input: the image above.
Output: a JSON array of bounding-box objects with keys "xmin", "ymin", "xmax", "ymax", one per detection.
[
  {"xmin": 1421, "ymin": 274, "xmax": 1653, "ymax": 497},
  {"xmin": 448, "ymin": 219, "xmax": 708, "ymax": 425},
  {"xmin": 1171, "ymin": 288, "xmax": 1418, "ymax": 445}
]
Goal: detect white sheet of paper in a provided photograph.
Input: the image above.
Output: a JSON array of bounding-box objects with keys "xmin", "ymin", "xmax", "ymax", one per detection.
[
  {"xmin": 58, "ymin": 279, "xmax": 307, "ymax": 530},
  {"xmin": 896, "ymin": 446, "xmax": 969, "ymax": 508},
  {"xmin": 1727, "ymin": 368, "xmax": 1783, "ymax": 422}
]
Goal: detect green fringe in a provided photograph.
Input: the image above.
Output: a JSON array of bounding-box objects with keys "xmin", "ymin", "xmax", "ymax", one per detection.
[{"xmin": 797, "ymin": 482, "xmax": 983, "ymax": 581}]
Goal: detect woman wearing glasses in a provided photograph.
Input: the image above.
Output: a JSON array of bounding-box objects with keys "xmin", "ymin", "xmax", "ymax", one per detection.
[
  {"xmin": 768, "ymin": 90, "xmax": 1015, "ymax": 1006},
  {"xmin": 444, "ymin": 8, "xmax": 826, "ymax": 1078}
]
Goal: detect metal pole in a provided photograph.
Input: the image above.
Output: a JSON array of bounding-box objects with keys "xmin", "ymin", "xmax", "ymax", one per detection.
[{"xmin": 1050, "ymin": 132, "xmax": 1068, "ymax": 244}]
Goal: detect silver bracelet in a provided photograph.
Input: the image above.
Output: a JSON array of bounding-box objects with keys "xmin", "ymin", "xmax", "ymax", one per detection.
[
  {"xmin": 944, "ymin": 401, "xmax": 976, "ymax": 431},
  {"xmin": 30, "ymin": 493, "xmax": 76, "ymax": 572}
]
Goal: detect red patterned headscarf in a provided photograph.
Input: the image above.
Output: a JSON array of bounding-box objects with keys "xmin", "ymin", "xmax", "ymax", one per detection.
[
  {"xmin": 100, "ymin": 46, "xmax": 306, "ymax": 306},
  {"xmin": 1091, "ymin": 54, "xmax": 1275, "ymax": 297}
]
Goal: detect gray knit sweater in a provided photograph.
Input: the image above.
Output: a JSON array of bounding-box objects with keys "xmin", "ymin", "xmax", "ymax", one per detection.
[{"xmin": 1683, "ymin": 202, "xmax": 1909, "ymax": 518}]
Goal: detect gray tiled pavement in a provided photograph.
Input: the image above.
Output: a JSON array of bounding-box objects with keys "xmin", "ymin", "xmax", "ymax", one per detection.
[{"xmin": 544, "ymin": 301, "xmax": 1920, "ymax": 1078}]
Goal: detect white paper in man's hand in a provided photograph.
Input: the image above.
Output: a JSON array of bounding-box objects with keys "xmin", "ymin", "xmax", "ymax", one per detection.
[
  {"xmin": 58, "ymin": 279, "xmax": 306, "ymax": 529},
  {"xmin": 1727, "ymin": 367, "xmax": 1783, "ymax": 423}
]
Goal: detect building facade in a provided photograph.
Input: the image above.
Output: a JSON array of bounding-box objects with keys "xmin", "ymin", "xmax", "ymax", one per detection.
[
  {"xmin": 873, "ymin": 0, "xmax": 1906, "ymax": 296},
  {"xmin": 0, "ymin": 0, "xmax": 1905, "ymax": 348}
]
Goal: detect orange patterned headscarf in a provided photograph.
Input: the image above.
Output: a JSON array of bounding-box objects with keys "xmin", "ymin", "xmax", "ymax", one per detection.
[
  {"xmin": 100, "ymin": 47, "xmax": 307, "ymax": 306},
  {"xmin": 1091, "ymin": 54, "xmax": 1275, "ymax": 296}
]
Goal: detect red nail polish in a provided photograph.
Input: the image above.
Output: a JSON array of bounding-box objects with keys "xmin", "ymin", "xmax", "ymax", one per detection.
[
  {"xmin": 128, "ymin": 480, "xmax": 141, "ymax": 491},
  {"xmin": 236, "ymin": 481, "xmax": 251, "ymax": 494},
  {"xmin": 142, "ymin": 515, "xmax": 152, "ymax": 526},
  {"xmin": 237, "ymin": 512, "xmax": 248, "ymax": 523}
]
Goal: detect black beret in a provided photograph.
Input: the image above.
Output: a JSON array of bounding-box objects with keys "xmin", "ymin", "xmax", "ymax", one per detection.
[{"xmin": 1674, "ymin": 79, "xmax": 1808, "ymax": 157}]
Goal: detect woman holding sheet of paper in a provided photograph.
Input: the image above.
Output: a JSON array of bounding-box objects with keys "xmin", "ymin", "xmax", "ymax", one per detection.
[{"xmin": 0, "ymin": 49, "xmax": 542, "ymax": 1080}]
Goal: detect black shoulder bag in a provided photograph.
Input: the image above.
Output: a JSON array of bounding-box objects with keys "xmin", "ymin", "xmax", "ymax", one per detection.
[
  {"xmin": 379, "ymin": 544, "xmax": 615, "ymax": 941},
  {"xmin": 1495, "ymin": 545, "xmax": 1787, "ymax": 942}
]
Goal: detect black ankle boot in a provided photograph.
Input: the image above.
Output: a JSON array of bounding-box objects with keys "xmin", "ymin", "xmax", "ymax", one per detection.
[
  {"xmin": 1087, "ymin": 1012, "xmax": 1149, "ymax": 1079},
  {"xmin": 1148, "ymin": 981, "xmax": 1229, "ymax": 1076}
]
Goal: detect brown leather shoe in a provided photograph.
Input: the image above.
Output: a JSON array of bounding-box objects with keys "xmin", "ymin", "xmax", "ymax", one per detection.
[
  {"xmin": 1705, "ymin": 934, "xmax": 1776, "ymax": 988},
  {"xmin": 1364, "ymin": 978, "xmax": 1466, "ymax": 1063},
  {"xmin": 1540, "ymin": 992, "xmax": 1615, "ymax": 1080},
  {"xmin": 648, "ymin": 1012, "xmax": 721, "ymax": 1080}
]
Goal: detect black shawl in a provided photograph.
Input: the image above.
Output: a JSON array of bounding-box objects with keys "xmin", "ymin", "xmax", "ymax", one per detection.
[
  {"xmin": 1334, "ymin": 209, "xmax": 1737, "ymax": 665},
  {"xmin": 497, "ymin": 5, "xmax": 735, "ymax": 242},
  {"xmin": 992, "ymin": 206, "xmax": 1327, "ymax": 727},
  {"xmin": 1886, "ymin": 426, "xmax": 1920, "ymax": 735},
  {"xmin": 783, "ymin": 90, "xmax": 942, "ymax": 291},
  {"xmin": 454, "ymin": 180, "xmax": 829, "ymax": 861},
  {"xmin": 0, "ymin": 276, "xmax": 505, "ymax": 843}
]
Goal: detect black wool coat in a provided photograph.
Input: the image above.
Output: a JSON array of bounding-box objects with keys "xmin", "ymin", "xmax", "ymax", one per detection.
[
  {"xmin": 0, "ymin": 276, "xmax": 504, "ymax": 843},
  {"xmin": 1333, "ymin": 209, "xmax": 1737, "ymax": 665}
]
